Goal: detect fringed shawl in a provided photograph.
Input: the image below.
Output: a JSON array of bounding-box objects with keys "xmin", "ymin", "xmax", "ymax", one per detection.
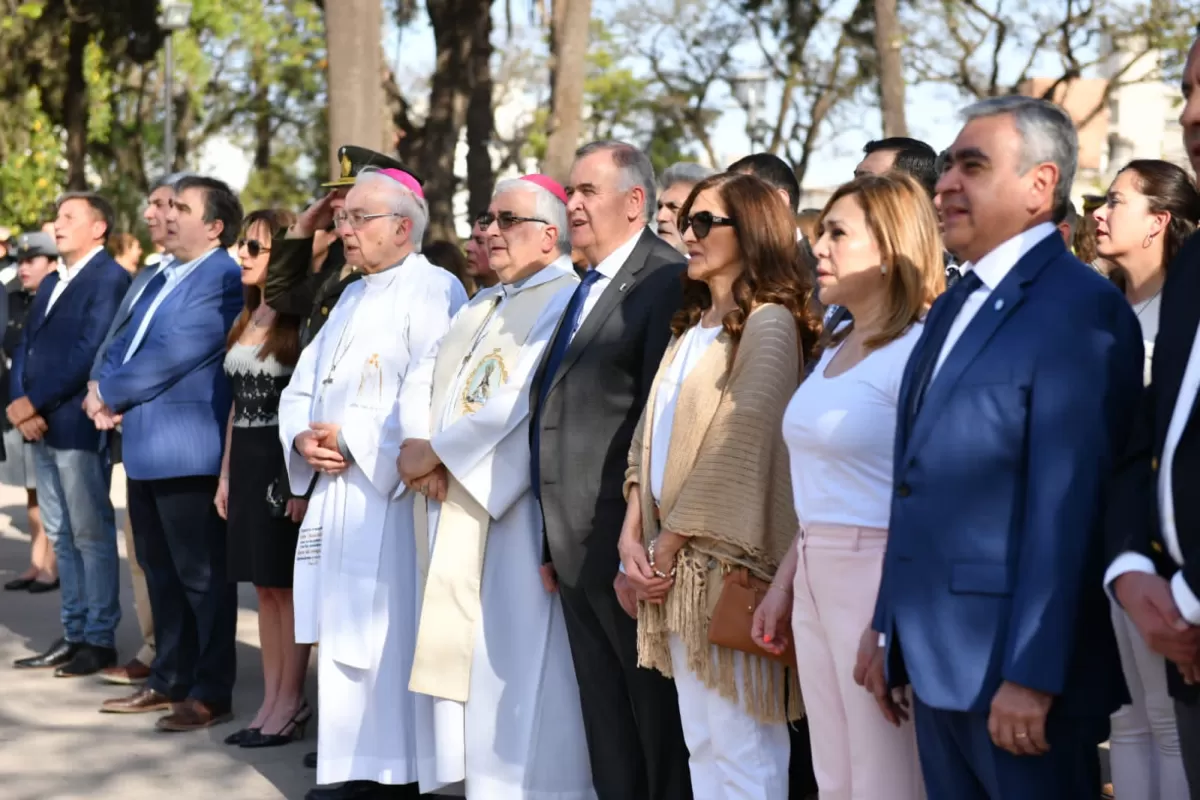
[{"xmin": 624, "ymin": 303, "xmax": 803, "ymax": 723}]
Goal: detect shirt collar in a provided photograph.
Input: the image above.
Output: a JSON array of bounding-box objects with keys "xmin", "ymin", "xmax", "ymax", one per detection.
[
  {"xmin": 58, "ymin": 246, "xmax": 104, "ymax": 282},
  {"xmin": 961, "ymin": 222, "xmax": 1055, "ymax": 291},
  {"xmin": 499, "ymin": 254, "xmax": 575, "ymax": 298},
  {"xmin": 591, "ymin": 227, "xmax": 645, "ymax": 278},
  {"xmin": 170, "ymin": 247, "xmax": 217, "ymax": 271}
]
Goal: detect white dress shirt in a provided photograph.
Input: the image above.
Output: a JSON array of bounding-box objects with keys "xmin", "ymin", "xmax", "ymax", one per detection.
[
  {"xmin": 1106, "ymin": 305, "xmax": 1200, "ymax": 624},
  {"xmin": 650, "ymin": 322, "xmax": 723, "ymax": 502},
  {"xmin": 122, "ymin": 248, "xmax": 217, "ymax": 364},
  {"xmin": 47, "ymin": 246, "xmax": 104, "ymax": 312},
  {"xmin": 570, "ymin": 227, "xmax": 645, "ymax": 343},
  {"xmin": 932, "ymin": 222, "xmax": 1055, "ymax": 377}
]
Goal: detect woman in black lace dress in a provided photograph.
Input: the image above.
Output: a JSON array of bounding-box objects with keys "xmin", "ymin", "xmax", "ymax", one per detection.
[{"xmin": 213, "ymin": 209, "xmax": 312, "ymax": 748}]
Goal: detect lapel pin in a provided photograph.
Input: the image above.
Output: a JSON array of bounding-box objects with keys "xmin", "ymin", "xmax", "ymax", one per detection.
[
  {"xmin": 994, "ymin": 299, "xmax": 1005, "ymax": 311},
  {"xmin": 619, "ymin": 282, "xmax": 629, "ymax": 292}
]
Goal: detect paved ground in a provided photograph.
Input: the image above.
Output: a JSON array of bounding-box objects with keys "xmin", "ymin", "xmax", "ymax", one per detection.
[{"xmin": 0, "ymin": 469, "xmax": 317, "ymax": 800}]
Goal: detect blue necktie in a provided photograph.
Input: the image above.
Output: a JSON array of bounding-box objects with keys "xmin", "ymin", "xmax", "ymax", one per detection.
[
  {"xmin": 531, "ymin": 269, "xmax": 603, "ymax": 496},
  {"xmin": 103, "ymin": 269, "xmax": 169, "ymax": 372},
  {"xmin": 903, "ymin": 269, "xmax": 982, "ymax": 434}
]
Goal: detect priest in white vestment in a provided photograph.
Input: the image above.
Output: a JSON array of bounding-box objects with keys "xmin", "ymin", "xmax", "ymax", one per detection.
[
  {"xmin": 399, "ymin": 175, "xmax": 596, "ymax": 800},
  {"xmin": 279, "ymin": 167, "xmax": 467, "ymax": 797}
]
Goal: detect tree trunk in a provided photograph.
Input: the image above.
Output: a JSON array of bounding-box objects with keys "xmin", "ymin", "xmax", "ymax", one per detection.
[
  {"xmin": 325, "ymin": 0, "xmax": 388, "ymax": 179},
  {"xmin": 420, "ymin": 0, "xmax": 482, "ymax": 242},
  {"xmin": 63, "ymin": 18, "xmax": 89, "ymax": 190},
  {"xmin": 873, "ymin": 0, "xmax": 907, "ymax": 137},
  {"xmin": 252, "ymin": 54, "xmax": 271, "ymax": 170},
  {"xmin": 465, "ymin": 5, "xmax": 494, "ymax": 221},
  {"xmin": 542, "ymin": 0, "xmax": 591, "ymax": 183}
]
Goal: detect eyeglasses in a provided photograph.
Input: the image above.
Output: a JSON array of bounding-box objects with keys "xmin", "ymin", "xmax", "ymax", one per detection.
[
  {"xmin": 476, "ymin": 210, "xmax": 548, "ymax": 231},
  {"xmin": 680, "ymin": 211, "xmax": 736, "ymax": 239},
  {"xmin": 236, "ymin": 238, "xmax": 270, "ymax": 258},
  {"xmin": 333, "ymin": 210, "xmax": 402, "ymax": 230}
]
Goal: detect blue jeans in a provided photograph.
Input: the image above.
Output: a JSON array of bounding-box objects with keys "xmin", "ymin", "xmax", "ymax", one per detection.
[{"xmin": 33, "ymin": 443, "xmax": 120, "ymax": 648}]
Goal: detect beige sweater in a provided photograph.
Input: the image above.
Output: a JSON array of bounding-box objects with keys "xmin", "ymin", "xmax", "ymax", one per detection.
[{"xmin": 625, "ymin": 303, "xmax": 802, "ymax": 723}]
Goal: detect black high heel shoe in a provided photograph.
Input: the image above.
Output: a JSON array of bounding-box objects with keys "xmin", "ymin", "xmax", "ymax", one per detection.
[
  {"xmin": 240, "ymin": 702, "xmax": 311, "ymax": 748},
  {"xmin": 223, "ymin": 726, "xmax": 261, "ymax": 746}
]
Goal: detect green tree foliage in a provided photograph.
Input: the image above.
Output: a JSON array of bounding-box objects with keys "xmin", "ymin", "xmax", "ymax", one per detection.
[{"xmin": 0, "ymin": 89, "xmax": 64, "ymax": 231}]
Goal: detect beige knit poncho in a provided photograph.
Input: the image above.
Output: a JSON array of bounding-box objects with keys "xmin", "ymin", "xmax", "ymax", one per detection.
[{"xmin": 624, "ymin": 303, "xmax": 803, "ymax": 724}]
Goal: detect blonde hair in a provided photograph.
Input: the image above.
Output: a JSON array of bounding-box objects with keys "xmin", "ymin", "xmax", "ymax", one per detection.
[{"xmin": 818, "ymin": 172, "xmax": 944, "ymax": 350}]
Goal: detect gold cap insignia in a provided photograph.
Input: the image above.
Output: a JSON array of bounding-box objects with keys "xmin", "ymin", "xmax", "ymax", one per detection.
[{"xmin": 340, "ymin": 151, "xmax": 353, "ymax": 179}]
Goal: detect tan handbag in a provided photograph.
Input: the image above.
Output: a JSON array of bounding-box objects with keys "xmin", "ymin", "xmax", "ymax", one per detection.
[{"xmin": 707, "ymin": 567, "xmax": 797, "ymax": 668}]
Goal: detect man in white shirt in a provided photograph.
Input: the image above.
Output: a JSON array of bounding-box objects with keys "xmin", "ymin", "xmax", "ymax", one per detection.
[
  {"xmin": 529, "ymin": 140, "xmax": 692, "ymax": 800},
  {"xmin": 9, "ymin": 193, "xmax": 130, "ymax": 679},
  {"xmin": 864, "ymin": 96, "xmax": 1143, "ymax": 799}
]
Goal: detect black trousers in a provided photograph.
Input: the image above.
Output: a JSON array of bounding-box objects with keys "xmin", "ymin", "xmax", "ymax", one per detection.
[
  {"xmin": 128, "ymin": 475, "xmax": 237, "ymax": 704},
  {"xmin": 788, "ymin": 713, "xmax": 818, "ymax": 798},
  {"xmin": 1176, "ymin": 699, "xmax": 1200, "ymax": 799},
  {"xmin": 558, "ymin": 581, "xmax": 693, "ymax": 800}
]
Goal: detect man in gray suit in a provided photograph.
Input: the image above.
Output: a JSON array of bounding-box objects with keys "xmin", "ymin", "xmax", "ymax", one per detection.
[
  {"xmin": 88, "ymin": 172, "xmax": 189, "ymax": 689},
  {"xmin": 530, "ymin": 140, "xmax": 692, "ymax": 800}
]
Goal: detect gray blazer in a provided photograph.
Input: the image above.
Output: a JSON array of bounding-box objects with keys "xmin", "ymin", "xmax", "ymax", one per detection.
[
  {"xmin": 90, "ymin": 263, "xmax": 162, "ymax": 381},
  {"xmin": 531, "ymin": 228, "xmax": 685, "ymax": 588}
]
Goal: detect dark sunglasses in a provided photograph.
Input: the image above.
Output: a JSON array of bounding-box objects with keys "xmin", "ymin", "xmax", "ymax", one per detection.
[
  {"xmin": 476, "ymin": 210, "xmax": 548, "ymax": 231},
  {"xmin": 680, "ymin": 210, "xmax": 735, "ymax": 239},
  {"xmin": 236, "ymin": 238, "xmax": 270, "ymax": 258}
]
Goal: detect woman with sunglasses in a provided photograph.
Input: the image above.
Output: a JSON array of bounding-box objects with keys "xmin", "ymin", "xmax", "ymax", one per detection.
[
  {"xmin": 215, "ymin": 208, "xmax": 313, "ymax": 748},
  {"xmin": 618, "ymin": 172, "xmax": 820, "ymax": 798},
  {"xmin": 752, "ymin": 173, "xmax": 943, "ymax": 800},
  {"xmin": 1091, "ymin": 159, "xmax": 1200, "ymax": 800}
]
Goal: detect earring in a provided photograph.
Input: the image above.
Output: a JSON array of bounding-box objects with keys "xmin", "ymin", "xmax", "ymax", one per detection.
[
  {"xmin": 1143, "ymin": 234, "xmax": 1154, "ymax": 249},
  {"xmin": 880, "ymin": 265, "xmax": 888, "ymax": 276}
]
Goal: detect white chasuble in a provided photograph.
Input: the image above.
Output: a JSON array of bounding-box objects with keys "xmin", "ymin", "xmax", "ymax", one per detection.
[
  {"xmin": 278, "ymin": 254, "xmax": 467, "ymax": 787},
  {"xmin": 411, "ymin": 256, "xmax": 596, "ymax": 800}
]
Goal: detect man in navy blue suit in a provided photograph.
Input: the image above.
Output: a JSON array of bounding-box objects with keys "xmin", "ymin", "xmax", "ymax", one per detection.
[
  {"xmin": 88, "ymin": 176, "xmax": 244, "ymax": 732},
  {"xmin": 10, "ymin": 192, "xmax": 130, "ymax": 678},
  {"xmin": 862, "ymin": 96, "xmax": 1145, "ymax": 798}
]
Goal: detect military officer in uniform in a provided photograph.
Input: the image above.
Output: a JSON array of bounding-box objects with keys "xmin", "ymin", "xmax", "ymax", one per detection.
[{"xmin": 264, "ymin": 145, "xmax": 422, "ymax": 348}]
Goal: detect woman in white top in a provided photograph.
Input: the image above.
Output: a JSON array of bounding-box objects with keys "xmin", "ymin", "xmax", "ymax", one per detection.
[
  {"xmin": 1092, "ymin": 159, "xmax": 1200, "ymax": 800},
  {"xmin": 619, "ymin": 172, "xmax": 822, "ymax": 799},
  {"xmin": 753, "ymin": 173, "xmax": 944, "ymax": 800}
]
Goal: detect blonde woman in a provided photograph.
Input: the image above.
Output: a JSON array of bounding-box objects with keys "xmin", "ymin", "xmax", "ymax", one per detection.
[
  {"xmin": 618, "ymin": 172, "xmax": 821, "ymax": 799},
  {"xmin": 754, "ymin": 173, "xmax": 944, "ymax": 800}
]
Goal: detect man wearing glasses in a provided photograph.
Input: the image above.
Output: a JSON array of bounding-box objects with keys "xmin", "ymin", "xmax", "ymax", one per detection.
[{"xmin": 279, "ymin": 166, "xmax": 466, "ymax": 800}]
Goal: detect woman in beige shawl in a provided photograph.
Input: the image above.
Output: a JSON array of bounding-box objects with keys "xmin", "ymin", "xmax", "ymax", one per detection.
[{"xmin": 618, "ymin": 172, "xmax": 821, "ymax": 799}]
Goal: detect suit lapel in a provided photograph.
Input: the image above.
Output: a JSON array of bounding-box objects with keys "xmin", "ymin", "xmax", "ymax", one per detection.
[
  {"xmin": 544, "ymin": 228, "xmax": 657, "ymax": 398},
  {"xmin": 27, "ymin": 274, "xmax": 58, "ymax": 336},
  {"xmin": 40, "ymin": 264, "xmax": 95, "ymax": 325}
]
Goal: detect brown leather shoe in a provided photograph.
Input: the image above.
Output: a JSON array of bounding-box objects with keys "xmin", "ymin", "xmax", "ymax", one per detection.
[
  {"xmin": 100, "ymin": 687, "xmax": 172, "ymax": 714},
  {"xmin": 155, "ymin": 698, "xmax": 233, "ymax": 732},
  {"xmin": 99, "ymin": 658, "xmax": 151, "ymax": 685}
]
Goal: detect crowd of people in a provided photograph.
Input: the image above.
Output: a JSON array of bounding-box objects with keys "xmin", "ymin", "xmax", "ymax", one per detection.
[{"xmin": 9, "ymin": 29, "xmax": 1200, "ymax": 800}]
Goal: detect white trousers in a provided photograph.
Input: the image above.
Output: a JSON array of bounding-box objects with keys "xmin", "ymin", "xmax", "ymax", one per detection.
[
  {"xmin": 1109, "ymin": 600, "xmax": 1188, "ymax": 800},
  {"xmin": 667, "ymin": 635, "xmax": 790, "ymax": 800},
  {"xmin": 790, "ymin": 523, "xmax": 923, "ymax": 800}
]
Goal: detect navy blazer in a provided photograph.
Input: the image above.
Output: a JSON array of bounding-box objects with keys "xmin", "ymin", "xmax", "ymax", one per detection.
[
  {"xmin": 872, "ymin": 232, "xmax": 1143, "ymax": 717},
  {"xmin": 11, "ymin": 250, "xmax": 129, "ymax": 451},
  {"xmin": 95, "ymin": 249, "xmax": 243, "ymax": 481}
]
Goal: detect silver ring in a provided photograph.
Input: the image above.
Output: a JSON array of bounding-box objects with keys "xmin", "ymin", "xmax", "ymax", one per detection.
[{"xmin": 1015, "ymin": 732, "xmax": 1029, "ymax": 739}]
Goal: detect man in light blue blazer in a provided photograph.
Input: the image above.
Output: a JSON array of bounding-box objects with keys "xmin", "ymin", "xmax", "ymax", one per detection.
[
  {"xmin": 9, "ymin": 192, "xmax": 130, "ymax": 678},
  {"xmin": 87, "ymin": 176, "xmax": 244, "ymax": 732},
  {"xmin": 864, "ymin": 96, "xmax": 1144, "ymax": 798}
]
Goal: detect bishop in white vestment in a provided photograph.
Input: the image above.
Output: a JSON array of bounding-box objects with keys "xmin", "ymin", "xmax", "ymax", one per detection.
[
  {"xmin": 400, "ymin": 176, "xmax": 596, "ymax": 799},
  {"xmin": 278, "ymin": 168, "xmax": 467, "ymax": 790}
]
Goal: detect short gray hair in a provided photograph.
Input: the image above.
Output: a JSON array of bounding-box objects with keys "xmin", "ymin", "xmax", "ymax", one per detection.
[
  {"xmin": 355, "ymin": 169, "xmax": 429, "ymax": 251},
  {"xmin": 150, "ymin": 171, "xmax": 196, "ymax": 193},
  {"xmin": 961, "ymin": 95, "xmax": 1077, "ymax": 210},
  {"xmin": 660, "ymin": 162, "xmax": 715, "ymax": 192},
  {"xmin": 575, "ymin": 140, "xmax": 657, "ymax": 222},
  {"xmin": 494, "ymin": 178, "xmax": 570, "ymax": 254}
]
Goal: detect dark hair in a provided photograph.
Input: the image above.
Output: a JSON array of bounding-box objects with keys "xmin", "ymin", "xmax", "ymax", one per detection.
[
  {"xmin": 226, "ymin": 208, "xmax": 301, "ymax": 366},
  {"xmin": 726, "ymin": 153, "xmax": 801, "ymax": 212},
  {"xmin": 56, "ymin": 191, "xmax": 115, "ymax": 243},
  {"xmin": 174, "ymin": 175, "xmax": 244, "ymax": 248},
  {"xmin": 109, "ymin": 232, "xmax": 139, "ymax": 259},
  {"xmin": 1119, "ymin": 159, "xmax": 1200, "ymax": 271},
  {"xmin": 671, "ymin": 172, "xmax": 821, "ymax": 368},
  {"xmin": 865, "ymin": 138, "xmax": 939, "ymax": 197},
  {"xmin": 423, "ymin": 239, "xmax": 476, "ymax": 297}
]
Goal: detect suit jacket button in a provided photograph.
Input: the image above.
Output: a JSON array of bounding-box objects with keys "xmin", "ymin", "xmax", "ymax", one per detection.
[
  {"xmin": 1152, "ymin": 541, "xmax": 1163, "ymax": 554},
  {"xmin": 1151, "ymin": 457, "xmax": 1159, "ymax": 471},
  {"xmin": 896, "ymin": 484, "xmax": 911, "ymax": 498}
]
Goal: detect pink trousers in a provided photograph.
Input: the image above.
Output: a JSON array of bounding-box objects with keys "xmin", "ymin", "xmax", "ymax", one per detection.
[{"xmin": 791, "ymin": 523, "xmax": 924, "ymax": 800}]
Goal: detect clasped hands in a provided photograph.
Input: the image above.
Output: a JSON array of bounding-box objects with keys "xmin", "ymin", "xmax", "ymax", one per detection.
[
  {"xmin": 397, "ymin": 438, "xmax": 447, "ymax": 501},
  {"xmin": 83, "ymin": 381, "xmax": 121, "ymax": 430},
  {"xmin": 296, "ymin": 423, "xmax": 347, "ymax": 476},
  {"xmin": 1115, "ymin": 571, "xmax": 1200, "ymax": 683},
  {"xmin": 6, "ymin": 396, "xmax": 46, "ymax": 441},
  {"xmin": 616, "ymin": 516, "xmax": 684, "ymax": 619}
]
